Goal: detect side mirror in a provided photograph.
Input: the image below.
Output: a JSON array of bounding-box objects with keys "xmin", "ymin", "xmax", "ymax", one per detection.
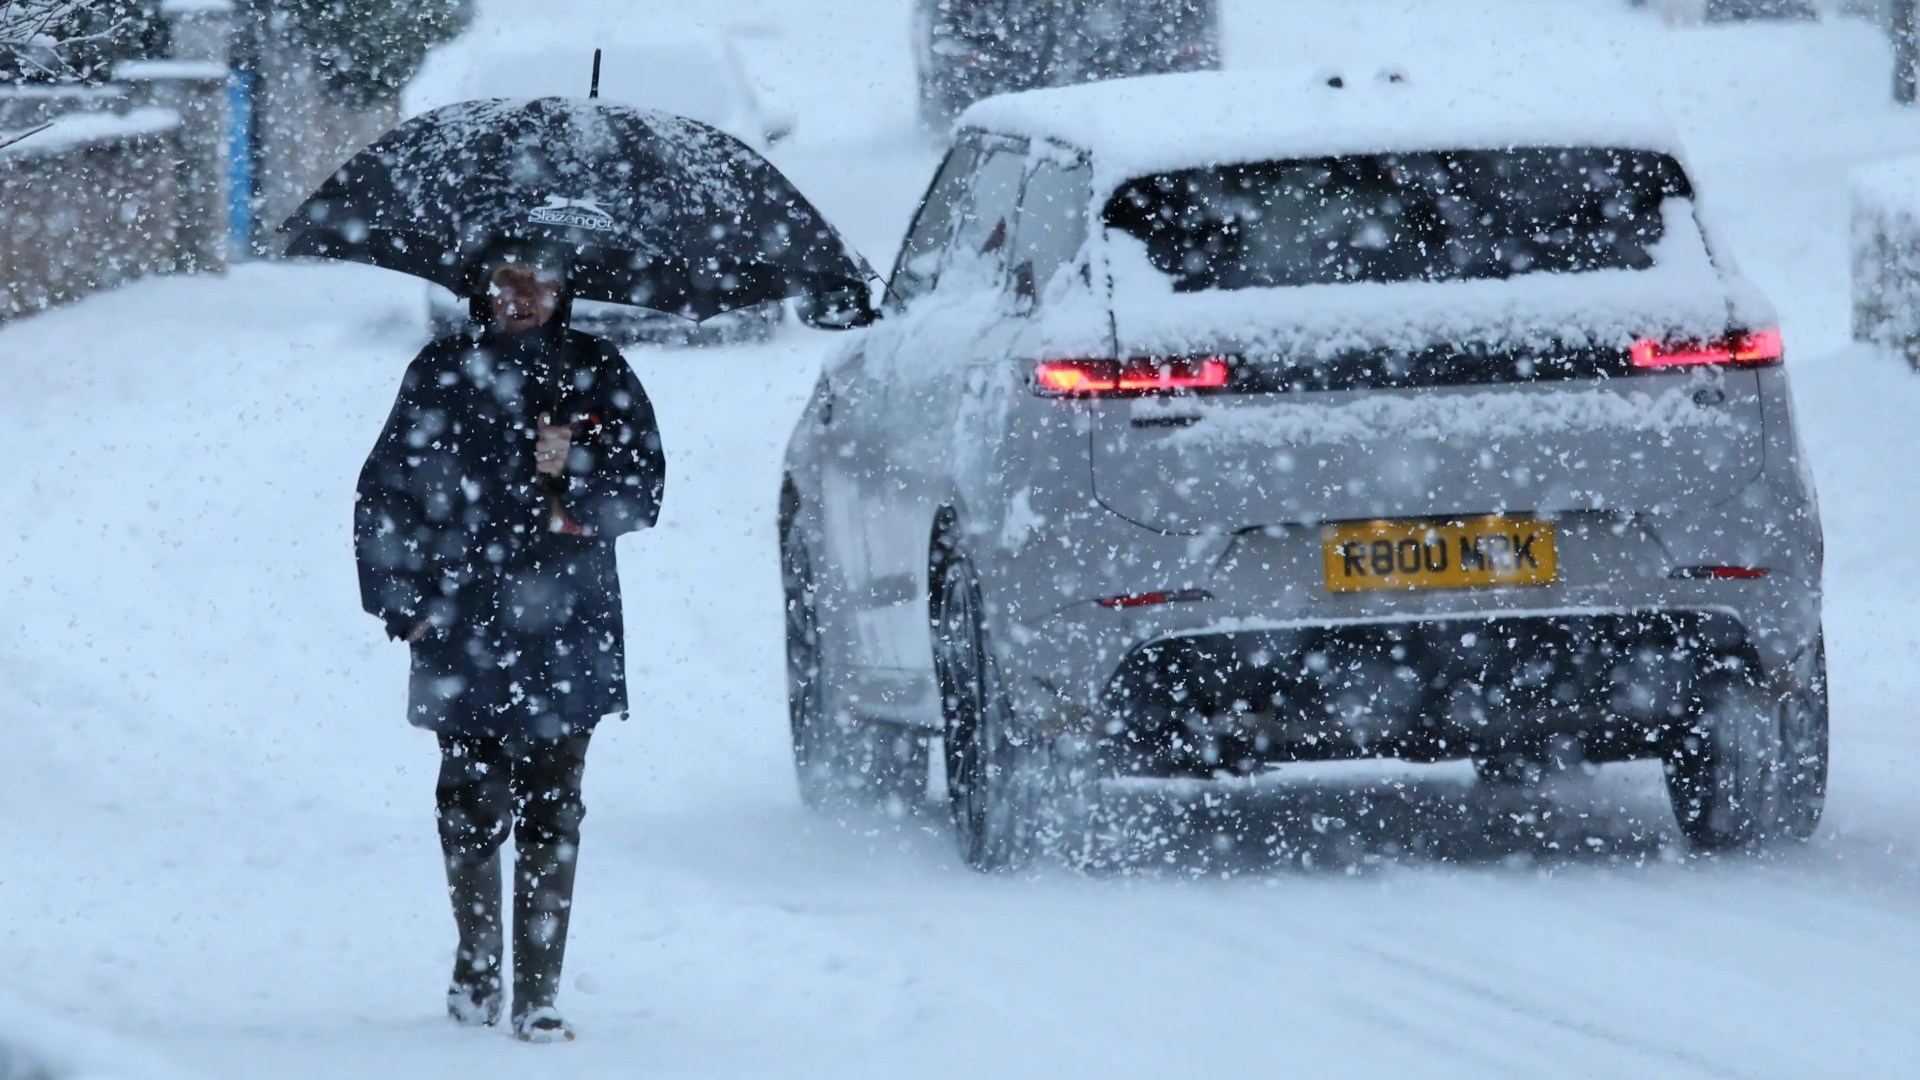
[
  {"xmin": 1011, "ymin": 261, "xmax": 1037, "ymax": 316},
  {"xmin": 798, "ymin": 283, "xmax": 881, "ymax": 330},
  {"xmin": 764, "ymin": 112, "xmax": 797, "ymax": 146}
]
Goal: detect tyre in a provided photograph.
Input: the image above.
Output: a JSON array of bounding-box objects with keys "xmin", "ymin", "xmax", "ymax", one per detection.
[
  {"xmin": 1664, "ymin": 672, "xmax": 1786, "ymax": 851},
  {"xmin": 933, "ymin": 555, "xmax": 1038, "ymax": 871},
  {"xmin": 785, "ymin": 522, "xmax": 931, "ymax": 812},
  {"xmin": 783, "ymin": 528, "xmax": 843, "ymax": 811},
  {"xmin": 1778, "ymin": 639, "xmax": 1830, "ymax": 841}
]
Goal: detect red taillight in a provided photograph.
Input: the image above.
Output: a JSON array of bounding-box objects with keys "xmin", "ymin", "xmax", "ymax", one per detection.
[
  {"xmin": 1095, "ymin": 588, "xmax": 1212, "ymax": 610},
  {"xmin": 1035, "ymin": 357, "xmax": 1229, "ymax": 397},
  {"xmin": 1670, "ymin": 566, "xmax": 1770, "ymax": 581},
  {"xmin": 1630, "ymin": 328, "xmax": 1783, "ymax": 369}
]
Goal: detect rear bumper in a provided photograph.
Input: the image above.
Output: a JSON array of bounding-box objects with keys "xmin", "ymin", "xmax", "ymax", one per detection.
[
  {"xmin": 1093, "ymin": 610, "xmax": 1776, "ymax": 776},
  {"xmin": 992, "ymin": 505, "xmax": 1822, "ymax": 769}
]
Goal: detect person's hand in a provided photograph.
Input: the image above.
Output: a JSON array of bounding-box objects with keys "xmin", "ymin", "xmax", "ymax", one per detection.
[
  {"xmin": 406, "ymin": 618, "xmax": 433, "ymax": 644},
  {"xmin": 535, "ymin": 414, "xmax": 572, "ymax": 478}
]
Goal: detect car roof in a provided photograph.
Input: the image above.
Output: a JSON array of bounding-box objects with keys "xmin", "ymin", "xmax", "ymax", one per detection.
[{"xmin": 957, "ymin": 66, "xmax": 1688, "ymax": 191}]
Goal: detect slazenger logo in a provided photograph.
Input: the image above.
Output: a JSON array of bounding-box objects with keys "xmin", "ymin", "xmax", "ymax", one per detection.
[{"xmin": 529, "ymin": 195, "xmax": 615, "ymax": 232}]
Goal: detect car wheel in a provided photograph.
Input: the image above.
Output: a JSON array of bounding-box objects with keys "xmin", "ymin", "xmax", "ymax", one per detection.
[
  {"xmin": 784, "ymin": 529, "xmax": 850, "ymax": 810},
  {"xmin": 1664, "ymin": 672, "xmax": 1786, "ymax": 851},
  {"xmin": 933, "ymin": 555, "xmax": 1037, "ymax": 871},
  {"xmin": 786, "ymin": 523, "xmax": 929, "ymax": 812},
  {"xmin": 1778, "ymin": 638, "xmax": 1830, "ymax": 841}
]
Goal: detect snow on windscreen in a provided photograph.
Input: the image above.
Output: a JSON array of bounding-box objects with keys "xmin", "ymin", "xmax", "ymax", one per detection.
[
  {"xmin": 1105, "ymin": 148, "xmax": 1688, "ymax": 291},
  {"xmin": 1154, "ymin": 382, "xmax": 1733, "ymax": 450},
  {"xmin": 1104, "ymin": 192, "xmax": 1756, "ymax": 359}
]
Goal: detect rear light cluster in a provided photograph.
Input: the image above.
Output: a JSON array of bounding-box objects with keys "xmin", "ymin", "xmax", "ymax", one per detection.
[
  {"xmin": 1095, "ymin": 588, "xmax": 1213, "ymax": 610},
  {"xmin": 1630, "ymin": 328, "xmax": 1783, "ymax": 369},
  {"xmin": 1034, "ymin": 357, "xmax": 1230, "ymax": 397},
  {"xmin": 1670, "ymin": 566, "xmax": 1770, "ymax": 581}
]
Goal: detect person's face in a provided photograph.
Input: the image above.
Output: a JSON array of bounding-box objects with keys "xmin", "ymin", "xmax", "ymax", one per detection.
[{"xmin": 488, "ymin": 263, "xmax": 560, "ymax": 333}]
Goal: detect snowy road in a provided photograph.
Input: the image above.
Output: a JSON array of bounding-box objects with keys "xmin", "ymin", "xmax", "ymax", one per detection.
[{"xmin": 5, "ymin": 1, "xmax": 1920, "ymax": 1077}]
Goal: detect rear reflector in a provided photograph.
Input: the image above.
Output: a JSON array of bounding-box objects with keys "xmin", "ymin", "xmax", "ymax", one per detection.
[
  {"xmin": 1670, "ymin": 566, "xmax": 1770, "ymax": 581},
  {"xmin": 1096, "ymin": 588, "xmax": 1213, "ymax": 610},
  {"xmin": 1036, "ymin": 357, "xmax": 1230, "ymax": 396},
  {"xmin": 1631, "ymin": 328, "xmax": 1783, "ymax": 369}
]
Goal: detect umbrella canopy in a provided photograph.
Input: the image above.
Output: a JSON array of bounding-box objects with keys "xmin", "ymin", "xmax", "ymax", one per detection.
[{"xmin": 280, "ymin": 96, "xmax": 871, "ymax": 321}]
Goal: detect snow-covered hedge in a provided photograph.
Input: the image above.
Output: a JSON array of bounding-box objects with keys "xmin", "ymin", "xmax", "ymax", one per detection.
[
  {"xmin": 1851, "ymin": 154, "xmax": 1920, "ymax": 365},
  {"xmin": 0, "ymin": 106, "xmax": 183, "ymax": 321}
]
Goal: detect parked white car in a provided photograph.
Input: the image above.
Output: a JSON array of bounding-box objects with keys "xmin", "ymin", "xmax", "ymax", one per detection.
[
  {"xmin": 785, "ymin": 66, "xmax": 1828, "ymax": 870},
  {"xmin": 405, "ymin": 29, "xmax": 797, "ymax": 344}
]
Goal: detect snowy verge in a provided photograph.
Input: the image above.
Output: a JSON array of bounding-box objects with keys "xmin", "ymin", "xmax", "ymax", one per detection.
[{"xmin": 0, "ymin": 997, "xmax": 203, "ymax": 1080}]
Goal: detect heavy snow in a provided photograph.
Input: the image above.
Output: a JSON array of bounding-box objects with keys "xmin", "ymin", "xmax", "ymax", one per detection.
[
  {"xmin": 4, "ymin": 1, "xmax": 1920, "ymax": 1078},
  {"xmin": 1102, "ymin": 198, "xmax": 1771, "ymax": 356}
]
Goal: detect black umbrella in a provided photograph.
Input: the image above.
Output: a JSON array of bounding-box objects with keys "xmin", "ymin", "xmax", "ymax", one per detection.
[{"xmin": 280, "ymin": 96, "xmax": 872, "ymax": 321}]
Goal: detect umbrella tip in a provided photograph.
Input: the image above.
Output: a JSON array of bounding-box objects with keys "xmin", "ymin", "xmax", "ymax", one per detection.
[{"xmin": 589, "ymin": 48, "xmax": 602, "ymax": 100}]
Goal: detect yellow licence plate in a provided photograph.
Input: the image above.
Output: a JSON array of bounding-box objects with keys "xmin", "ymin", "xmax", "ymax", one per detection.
[{"xmin": 1322, "ymin": 516, "xmax": 1557, "ymax": 593}]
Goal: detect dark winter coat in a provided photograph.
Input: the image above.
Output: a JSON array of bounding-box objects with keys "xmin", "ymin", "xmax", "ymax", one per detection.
[{"xmin": 355, "ymin": 323, "xmax": 664, "ymax": 738}]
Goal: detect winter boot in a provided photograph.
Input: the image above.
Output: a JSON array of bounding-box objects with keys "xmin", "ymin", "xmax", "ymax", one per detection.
[
  {"xmin": 510, "ymin": 840, "xmax": 578, "ymax": 1042},
  {"xmin": 444, "ymin": 852, "xmax": 504, "ymax": 1027}
]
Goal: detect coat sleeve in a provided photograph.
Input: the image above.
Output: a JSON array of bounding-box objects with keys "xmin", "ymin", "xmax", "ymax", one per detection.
[
  {"xmin": 559, "ymin": 343, "xmax": 665, "ymax": 539},
  {"xmin": 354, "ymin": 347, "xmax": 442, "ymax": 640}
]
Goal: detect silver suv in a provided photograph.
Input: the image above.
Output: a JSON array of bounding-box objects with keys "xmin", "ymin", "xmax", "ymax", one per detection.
[{"xmin": 783, "ymin": 70, "xmax": 1828, "ymax": 870}]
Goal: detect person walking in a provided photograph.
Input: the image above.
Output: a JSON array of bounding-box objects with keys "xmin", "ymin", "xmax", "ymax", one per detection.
[{"xmin": 354, "ymin": 242, "xmax": 665, "ymax": 1042}]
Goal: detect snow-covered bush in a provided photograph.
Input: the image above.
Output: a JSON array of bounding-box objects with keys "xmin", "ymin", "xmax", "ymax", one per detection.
[
  {"xmin": 1852, "ymin": 155, "xmax": 1920, "ymax": 365},
  {"xmin": 0, "ymin": 0, "xmax": 156, "ymax": 84}
]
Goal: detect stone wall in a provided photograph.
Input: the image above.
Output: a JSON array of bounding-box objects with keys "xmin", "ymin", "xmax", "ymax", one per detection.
[
  {"xmin": 0, "ymin": 1, "xmax": 230, "ymax": 323},
  {"xmin": 0, "ymin": 108, "xmax": 183, "ymax": 321}
]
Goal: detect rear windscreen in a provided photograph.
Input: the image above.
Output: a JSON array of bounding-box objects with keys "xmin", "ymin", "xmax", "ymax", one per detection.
[
  {"xmin": 1104, "ymin": 148, "xmax": 1693, "ymax": 292},
  {"xmin": 939, "ymin": 0, "xmax": 1214, "ymax": 41}
]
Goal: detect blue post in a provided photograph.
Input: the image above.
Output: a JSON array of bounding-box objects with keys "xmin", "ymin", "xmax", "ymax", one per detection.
[{"xmin": 227, "ymin": 68, "xmax": 257, "ymax": 260}]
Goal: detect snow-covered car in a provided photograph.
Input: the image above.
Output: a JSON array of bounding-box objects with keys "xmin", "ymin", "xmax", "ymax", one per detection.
[
  {"xmin": 406, "ymin": 30, "xmax": 796, "ymax": 345},
  {"xmin": 1651, "ymin": 0, "xmax": 1820, "ymax": 23},
  {"xmin": 912, "ymin": 0, "xmax": 1221, "ymax": 128},
  {"xmin": 782, "ymin": 67, "xmax": 1829, "ymax": 869}
]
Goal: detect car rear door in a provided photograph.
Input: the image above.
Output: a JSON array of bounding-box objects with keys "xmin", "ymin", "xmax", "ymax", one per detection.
[
  {"xmin": 1082, "ymin": 149, "xmax": 1770, "ymax": 588},
  {"xmin": 815, "ymin": 140, "xmax": 978, "ymax": 684},
  {"xmin": 862, "ymin": 135, "xmax": 1030, "ymax": 683}
]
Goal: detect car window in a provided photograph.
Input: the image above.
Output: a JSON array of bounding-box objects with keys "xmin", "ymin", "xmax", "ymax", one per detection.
[
  {"xmin": 1105, "ymin": 147, "xmax": 1692, "ymax": 291},
  {"xmin": 1012, "ymin": 153, "xmax": 1093, "ymax": 305},
  {"xmin": 888, "ymin": 142, "xmax": 979, "ymax": 308},
  {"xmin": 942, "ymin": 141, "xmax": 1029, "ymax": 294}
]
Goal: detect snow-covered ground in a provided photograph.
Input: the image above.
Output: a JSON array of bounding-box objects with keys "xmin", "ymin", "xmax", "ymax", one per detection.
[{"xmin": 5, "ymin": 1, "xmax": 1920, "ymax": 1077}]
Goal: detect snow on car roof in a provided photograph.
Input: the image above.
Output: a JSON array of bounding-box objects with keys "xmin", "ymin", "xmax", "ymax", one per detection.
[{"xmin": 958, "ymin": 66, "xmax": 1688, "ymax": 189}]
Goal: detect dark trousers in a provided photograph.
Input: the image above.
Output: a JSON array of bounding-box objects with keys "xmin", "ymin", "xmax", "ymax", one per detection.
[
  {"xmin": 435, "ymin": 732, "xmax": 591, "ymax": 857},
  {"xmin": 435, "ymin": 731, "xmax": 591, "ymax": 1018}
]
